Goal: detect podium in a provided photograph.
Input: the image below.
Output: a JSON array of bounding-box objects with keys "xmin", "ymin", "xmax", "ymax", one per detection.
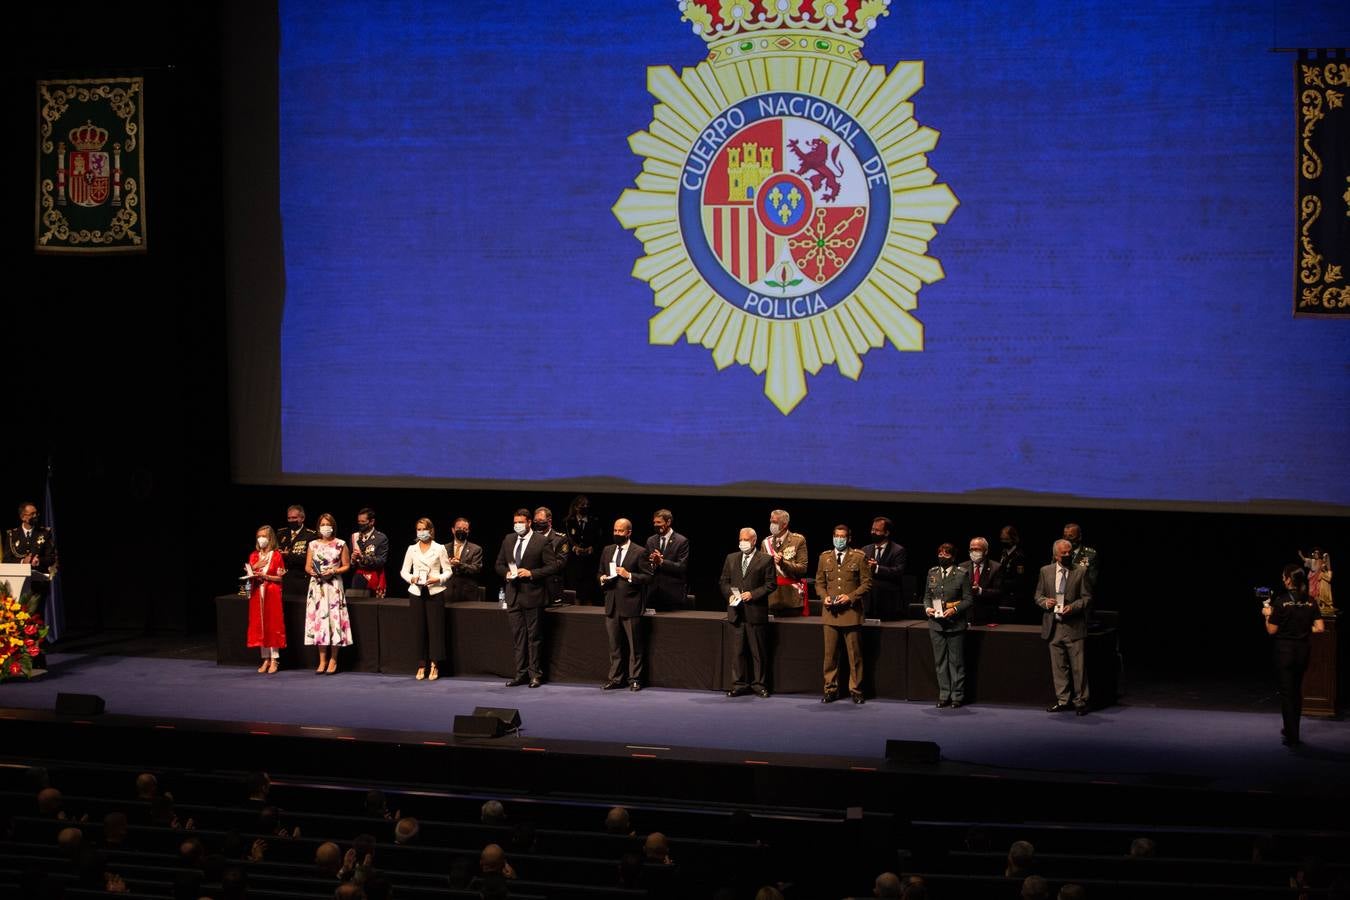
[
  {"xmin": 0, "ymin": 563, "xmax": 32, "ymax": 601},
  {"xmin": 1303, "ymin": 615, "xmax": 1338, "ymax": 717}
]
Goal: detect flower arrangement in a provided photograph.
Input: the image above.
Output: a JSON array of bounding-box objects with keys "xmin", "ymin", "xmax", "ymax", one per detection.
[{"xmin": 0, "ymin": 581, "xmax": 48, "ymax": 680}]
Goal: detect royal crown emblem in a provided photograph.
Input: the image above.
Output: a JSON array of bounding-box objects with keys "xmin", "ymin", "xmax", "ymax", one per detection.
[{"xmin": 613, "ymin": 0, "xmax": 957, "ymax": 413}]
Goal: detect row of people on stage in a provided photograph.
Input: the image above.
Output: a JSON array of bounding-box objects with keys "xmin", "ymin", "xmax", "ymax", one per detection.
[{"xmin": 242, "ymin": 503, "xmax": 1101, "ymax": 711}]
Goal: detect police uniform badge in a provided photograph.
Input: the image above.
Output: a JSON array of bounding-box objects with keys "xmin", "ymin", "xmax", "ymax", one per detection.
[{"xmin": 614, "ymin": 1, "xmax": 957, "ymax": 413}]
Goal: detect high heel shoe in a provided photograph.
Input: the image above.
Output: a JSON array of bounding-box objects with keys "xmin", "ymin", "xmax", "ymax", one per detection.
[
  {"xmin": 415, "ymin": 667, "xmax": 425, "ymax": 681},
  {"xmin": 325, "ymin": 658, "xmax": 338, "ymax": 675},
  {"xmin": 266, "ymin": 659, "xmax": 279, "ymax": 675},
  {"xmin": 257, "ymin": 661, "xmax": 270, "ymax": 674},
  {"xmin": 315, "ymin": 660, "xmax": 326, "ymax": 675},
  {"xmin": 428, "ymin": 663, "xmax": 439, "ymax": 681}
]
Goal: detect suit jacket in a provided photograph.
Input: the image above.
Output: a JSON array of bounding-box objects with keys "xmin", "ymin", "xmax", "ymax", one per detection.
[
  {"xmin": 494, "ymin": 531, "xmax": 563, "ymax": 610},
  {"xmin": 719, "ymin": 550, "xmax": 776, "ymax": 625},
  {"xmin": 4, "ymin": 526, "xmax": 56, "ymax": 572},
  {"xmin": 644, "ymin": 530, "xmax": 690, "ymax": 608},
  {"xmin": 864, "ymin": 541, "xmax": 905, "ymax": 608},
  {"xmin": 764, "ymin": 531, "xmax": 807, "ymax": 612},
  {"xmin": 599, "ymin": 543, "xmax": 652, "ymax": 618},
  {"xmin": 1034, "ymin": 563, "xmax": 1092, "ymax": 641},
  {"xmin": 815, "ymin": 548, "xmax": 872, "ymax": 627},
  {"xmin": 278, "ymin": 526, "xmax": 318, "ymax": 595},
  {"xmin": 960, "ymin": 558, "xmax": 1002, "ymax": 604},
  {"xmin": 922, "ymin": 565, "xmax": 974, "ymax": 631},
  {"xmin": 447, "ymin": 539, "xmax": 484, "ymax": 602}
]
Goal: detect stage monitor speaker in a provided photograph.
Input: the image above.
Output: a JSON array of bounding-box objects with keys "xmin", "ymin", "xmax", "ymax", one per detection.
[
  {"xmin": 471, "ymin": 706, "xmax": 522, "ymax": 731},
  {"xmin": 885, "ymin": 739, "xmax": 940, "ymax": 765},
  {"xmin": 453, "ymin": 715, "xmax": 504, "ymax": 738},
  {"xmin": 55, "ymin": 692, "xmax": 105, "ymax": 717}
]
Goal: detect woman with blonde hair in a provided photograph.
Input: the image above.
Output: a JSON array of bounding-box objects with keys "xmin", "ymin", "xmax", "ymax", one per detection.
[{"xmin": 245, "ymin": 525, "xmax": 286, "ymax": 673}]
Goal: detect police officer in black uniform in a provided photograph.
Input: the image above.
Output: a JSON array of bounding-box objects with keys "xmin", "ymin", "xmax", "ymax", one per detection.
[
  {"xmin": 564, "ymin": 496, "xmax": 602, "ymax": 605},
  {"xmin": 4, "ymin": 502, "xmax": 57, "ymax": 594},
  {"xmin": 277, "ymin": 505, "xmax": 318, "ymax": 598}
]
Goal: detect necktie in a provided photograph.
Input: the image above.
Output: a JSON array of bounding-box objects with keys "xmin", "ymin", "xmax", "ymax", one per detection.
[
  {"xmin": 973, "ymin": 564, "xmax": 981, "ymax": 587},
  {"xmin": 876, "ymin": 543, "xmax": 884, "ymax": 563},
  {"xmin": 837, "ymin": 551, "xmax": 844, "ymax": 565},
  {"xmin": 741, "ymin": 553, "xmax": 750, "ymax": 576},
  {"xmin": 514, "ymin": 535, "xmax": 525, "ymax": 566},
  {"xmin": 1057, "ymin": 566, "xmax": 1066, "ymax": 595},
  {"xmin": 660, "ymin": 535, "xmax": 668, "ymax": 553}
]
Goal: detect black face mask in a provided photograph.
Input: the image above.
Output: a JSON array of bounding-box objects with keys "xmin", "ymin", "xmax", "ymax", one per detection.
[
  {"xmin": 357, "ymin": 524, "xmax": 371, "ymax": 533},
  {"xmin": 1001, "ymin": 539, "xmax": 1013, "ymax": 548},
  {"xmin": 453, "ymin": 530, "xmax": 469, "ymax": 541},
  {"xmin": 938, "ymin": 557, "xmax": 953, "ymax": 567},
  {"xmin": 577, "ymin": 508, "xmax": 589, "ymax": 517},
  {"xmin": 532, "ymin": 521, "xmax": 548, "ymax": 533},
  {"xmin": 870, "ymin": 533, "xmax": 886, "ymax": 542},
  {"xmin": 288, "ymin": 521, "xmax": 302, "ymax": 530},
  {"xmin": 613, "ymin": 535, "xmax": 628, "ymax": 544}
]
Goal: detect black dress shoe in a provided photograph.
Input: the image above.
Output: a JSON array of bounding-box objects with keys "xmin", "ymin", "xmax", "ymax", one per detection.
[
  {"xmin": 505, "ymin": 676, "xmax": 528, "ymax": 687},
  {"xmin": 601, "ymin": 680, "xmax": 623, "ymax": 690},
  {"xmin": 1046, "ymin": 703, "xmax": 1070, "ymax": 712},
  {"xmin": 821, "ymin": 692, "xmax": 839, "ymax": 704},
  {"xmin": 851, "ymin": 692, "xmax": 865, "ymax": 705},
  {"xmin": 950, "ymin": 700, "xmax": 962, "ymax": 709},
  {"xmin": 528, "ymin": 677, "xmax": 543, "ymax": 688},
  {"xmin": 629, "ymin": 681, "xmax": 641, "ymax": 692},
  {"xmin": 936, "ymin": 699, "xmax": 951, "ymax": 708},
  {"xmin": 726, "ymin": 687, "xmax": 750, "ymax": 697},
  {"xmin": 755, "ymin": 688, "xmax": 771, "ymax": 698},
  {"xmin": 1075, "ymin": 706, "xmax": 1088, "ymax": 716}
]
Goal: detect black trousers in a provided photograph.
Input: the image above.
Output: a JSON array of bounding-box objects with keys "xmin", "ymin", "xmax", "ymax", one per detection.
[
  {"xmin": 605, "ymin": 614, "xmax": 645, "ymax": 684},
  {"xmin": 730, "ymin": 620, "xmax": 768, "ymax": 690},
  {"xmin": 508, "ymin": 604, "xmax": 544, "ymax": 678},
  {"xmin": 1274, "ymin": 638, "xmax": 1311, "ymax": 742},
  {"xmin": 408, "ymin": 593, "xmax": 445, "ymax": 664}
]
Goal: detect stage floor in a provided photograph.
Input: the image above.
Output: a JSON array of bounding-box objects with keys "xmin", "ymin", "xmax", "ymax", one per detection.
[{"xmin": 3, "ymin": 651, "xmax": 1347, "ymax": 798}]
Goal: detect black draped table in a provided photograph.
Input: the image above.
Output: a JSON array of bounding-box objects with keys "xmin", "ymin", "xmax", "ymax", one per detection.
[{"xmin": 214, "ymin": 596, "xmax": 1117, "ymax": 706}]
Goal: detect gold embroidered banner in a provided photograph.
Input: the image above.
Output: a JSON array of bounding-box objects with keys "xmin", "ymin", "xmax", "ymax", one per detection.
[
  {"xmin": 35, "ymin": 77, "xmax": 146, "ymax": 253},
  {"xmin": 1296, "ymin": 53, "xmax": 1349, "ymax": 317}
]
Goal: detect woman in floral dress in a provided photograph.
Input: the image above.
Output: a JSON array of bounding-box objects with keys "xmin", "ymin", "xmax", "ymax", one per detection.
[{"xmin": 305, "ymin": 512, "xmax": 352, "ymax": 674}]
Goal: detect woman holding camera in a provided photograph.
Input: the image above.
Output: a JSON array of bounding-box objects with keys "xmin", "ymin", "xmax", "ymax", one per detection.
[{"xmin": 1263, "ymin": 565, "xmax": 1325, "ymax": 747}]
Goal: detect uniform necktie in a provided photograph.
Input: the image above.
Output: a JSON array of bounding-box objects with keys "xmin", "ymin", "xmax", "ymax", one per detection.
[{"xmin": 837, "ymin": 551, "xmax": 844, "ymax": 565}]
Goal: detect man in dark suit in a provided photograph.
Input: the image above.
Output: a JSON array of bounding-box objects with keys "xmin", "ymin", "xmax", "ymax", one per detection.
[
  {"xmin": 534, "ymin": 507, "xmax": 568, "ymax": 606},
  {"xmin": 446, "ymin": 517, "xmax": 484, "ymax": 603},
  {"xmin": 863, "ymin": 516, "xmax": 905, "ymax": 620},
  {"xmin": 719, "ymin": 527, "xmax": 776, "ymax": 697},
  {"xmin": 994, "ymin": 525, "xmax": 1035, "ymax": 623},
  {"xmin": 961, "ymin": 536, "xmax": 1002, "ymax": 625},
  {"xmin": 816, "ymin": 525, "xmax": 872, "ymax": 704},
  {"xmin": 564, "ymin": 496, "xmax": 602, "ymax": 606},
  {"xmin": 278, "ymin": 505, "xmax": 318, "ymax": 598},
  {"xmin": 644, "ymin": 509, "xmax": 689, "ymax": 612},
  {"xmin": 494, "ymin": 509, "xmax": 563, "ymax": 687},
  {"xmin": 1036, "ymin": 539, "xmax": 1093, "ymax": 715},
  {"xmin": 924, "ymin": 543, "xmax": 974, "ymax": 708},
  {"xmin": 599, "ymin": 519, "xmax": 652, "ymax": 691}
]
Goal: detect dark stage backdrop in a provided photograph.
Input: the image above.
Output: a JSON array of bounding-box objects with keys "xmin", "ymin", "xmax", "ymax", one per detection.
[{"xmin": 225, "ymin": 0, "xmax": 1350, "ymax": 514}]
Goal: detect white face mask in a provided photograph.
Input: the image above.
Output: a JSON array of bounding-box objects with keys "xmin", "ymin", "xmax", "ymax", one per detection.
[
  {"xmin": 739, "ymin": 540, "xmax": 754, "ymax": 553},
  {"xmin": 969, "ymin": 550, "xmax": 984, "ymax": 563},
  {"xmin": 416, "ymin": 530, "xmax": 431, "ymax": 542},
  {"xmin": 319, "ymin": 526, "xmax": 334, "ymax": 539},
  {"xmin": 256, "ymin": 537, "xmax": 269, "ymax": 549},
  {"xmin": 513, "ymin": 522, "xmax": 528, "ymax": 536},
  {"xmin": 768, "ymin": 522, "xmax": 782, "ymax": 536}
]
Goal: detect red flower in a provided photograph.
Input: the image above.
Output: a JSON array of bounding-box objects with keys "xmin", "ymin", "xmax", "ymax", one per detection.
[
  {"xmin": 7, "ymin": 661, "xmax": 21, "ymax": 675},
  {"xmin": 23, "ymin": 623, "xmax": 37, "ymax": 636}
]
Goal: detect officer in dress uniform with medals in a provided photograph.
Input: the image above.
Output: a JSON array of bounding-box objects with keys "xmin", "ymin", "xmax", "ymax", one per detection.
[
  {"xmin": 535, "ymin": 507, "xmax": 569, "ymax": 606},
  {"xmin": 349, "ymin": 507, "xmax": 390, "ymax": 598},
  {"xmin": 816, "ymin": 525, "xmax": 872, "ymax": 704},
  {"xmin": 764, "ymin": 509, "xmax": 808, "ymax": 616},
  {"xmin": 1063, "ymin": 523, "xmax": 1098, "ymax": 592},
  {"xmin": 4, "ymin": 502, "xmax": 57, "ymax": 597},
  {"xmin": 278, "ymin": 505, "xmax": 318, "ymax": 598}
]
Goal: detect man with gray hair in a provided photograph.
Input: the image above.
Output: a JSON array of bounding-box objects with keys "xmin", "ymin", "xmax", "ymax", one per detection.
[
  {"xmin": 720, "ymin": 527, "xmax": 777, "ymax": 697},
  {"xmin": 1036, "ymin": 539, "xmax": 1092, "ymax": 715},
  {"xmin": 480, "ymin": 800, "xmax": 506, "ymax": 825},
  {"xmin": 764, "ymin": 509, "xmax": 808, "ymax": 615}
]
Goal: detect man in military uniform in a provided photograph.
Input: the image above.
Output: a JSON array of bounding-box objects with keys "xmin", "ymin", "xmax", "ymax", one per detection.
[
  {"xmin": 763, "ymin": 509, "xmax": 807, "ymax": 616},
  {"xmin": 994, "ymin": 525, "xmax": 1034, "ymax": 622},
  {"xmin": 816, "ymin": 525, "xmax": 872, "ymax": 704},
  {"xmin": 923, "ymin": 543, "xmax": 974, "ymax": 708},
  {"xmin": 563, "ymin": 497, "xmax": 602, "ymax": 605},
  {"xmin": 534, "ymin": 507, "xmax": 568, "ymax": 606},
  {"xmin": 1062, "ymin": 523, "xmax": 1098, "ymax": 593},
  {"xmin": 4, "ymin": 502, "xmax": 57, "ymax": 598},
  {"xmin": 349, "ymin": 507, "xmax": 390, "ymax": 598},
  {"xmin": 277, "ymin": 505, "xmax": 317, "ymax": 598}
]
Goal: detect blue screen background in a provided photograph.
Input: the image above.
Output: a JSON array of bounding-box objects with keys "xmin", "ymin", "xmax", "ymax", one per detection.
[{"xmin": 278, "ymin": 1, "xmax": 1350, "ymax": 509}]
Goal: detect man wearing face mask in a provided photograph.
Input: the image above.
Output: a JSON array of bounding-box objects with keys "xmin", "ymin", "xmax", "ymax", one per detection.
[
  {"xmin": 278, "ymin": 505, "xmax": 318, "ymax": 599},
  {"xmin": 564, "ymin": 496, "xmax": 602, "ymax": 606},
  {"xmin": 1036, "ymin": 539, "xmax": 1093, "ymax": 715},
  {"xmin": 720, "ymin": 528, "xmax": 777, "ymax": 697},
  {"xmin": 446, "ymin": 518, "xmax": 484, "ymax": 603},
  {"xmin": 923, "ymin": 543, "xmax": 974, "ymax": 708},
  {"xmin": 495, "ymin": 509, "xmax": 563, "ymax": 687},
  {"xmin": 350, "ymin": 508, "xmax": 390, "ymax": 598},
  {"xmin": 645, "ymin": 509, "xmax": 690, "ymax": 612},
  {"xmin": 1061, "ymin": 523, "xmax": 1098, "ymax": 594},
  {"xmin": 599, "ymin": 519, "xmax": 653, "ymax": 691},
  {"xmin": 960, "ymin": 537, "xmax": 1002, "ymax": 625},
  {"xmin": 534, "ymin": 507, "xmax": 568, "ymax": 606},
  {"xmin": 994, "ymin": 525, "xmax": 1033, "ymax": 623},
  {"xmin": 816, "ymin": 525, "xmax": 872, "ymax": 704},
  {"xmin": 764, "ymin": 509, "xmax": 808, "ymax": 616},
  {"xmin": 863, "ymin": 516, "xmax": 905, "ymax": 621}
]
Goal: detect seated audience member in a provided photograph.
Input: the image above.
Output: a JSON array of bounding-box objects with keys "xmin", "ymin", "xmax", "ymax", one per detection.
[
  {"xmin": 364, "ymin": 789, "xmax": 394, "ymax": 820},
  {"xmin": 338, "ymin": 834, "xmax": 377, "ymax": 884},
  {"xmin": 56, "ymin": 826, "xmax": 83, "ymax": 861},
  {"xmin": 135, "ymin": 772, "xmax": 160, "ymax": 801},
  {"xmin": 1058, "ymin": 885, "xmax": 1086, "ymax": 900},
  {"xmin": 102, "ymin": 811, "xmax": 131, "ymax": 851},
  {"xmin": 1022, "ymin": 875, "xmax": 1051, "ymax": 900},
  {"xmin": 619, "ymin": 851, "xmax": 643, "ymax": 888},
  {"xmin": 315, "ymin": 841, "xmax": 342, "ymax": 878},
  {"xmin": 1006, "ymin": 839, "xmax": 1036, "ymax": 877},
  {"xmin": 605, "ymin": 805, "xmax": 634, "ymax": 836},
  {"xmin": 874, "ymin": 871, "xmax": 902, "ymax": 897},
  {"xmin": 36, "ymin": 787, "xmax": 64, "ymax": 819},
  {"xmin": 179, "ymin": 836, "xmax": 206, "ymax": 869},
  {"xmin": 1128, "ymin": 837, "xmax": 1156, "ymax": 858},
  {"xmin": 393, "ymin": 816, "xmax": 419, "ymax": 845},
  {"xmin": 481, "ymin": 799, "xmax": 508, "ymax": 826},
  {"xmin": 643, "ymin": 832, "xmax": 673, "ymax": 865},
  {"xmin": 334, "ymin": 883, "xmax": 365, "ymax": 900},
  {"xmin": 902, "ymin": 876, "xmax": 930, "ymax": 900},
  {"xmin": 363, "ymin": 877, "xmax": 391, "ymax": 900},
  {"xmin": 470, "ymin": 843, "xmax": 516, "ymax": 893},
  {"xmin": 221, "ymin": 867, "xmax": 248, "ymax": 900},
  {"xmin": 754, "ymin": 888, "xmax": 785, "ymax": 900}
]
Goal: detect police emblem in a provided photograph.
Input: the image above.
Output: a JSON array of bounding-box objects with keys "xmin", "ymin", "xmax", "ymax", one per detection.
[{"xmin": 614, "ymin": 1, "xmax": 957, "ymax": 413}]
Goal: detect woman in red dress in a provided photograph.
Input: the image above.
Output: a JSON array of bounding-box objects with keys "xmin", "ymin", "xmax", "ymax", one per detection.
[{"xmin": 247, "ymin": 525, "xmax": 287, "ymax": 673}]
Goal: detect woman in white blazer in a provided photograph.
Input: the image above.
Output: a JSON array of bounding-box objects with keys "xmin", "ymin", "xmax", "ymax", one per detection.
[{"xmin": 400, "ymin": 517, "xmax": 453, "ymax": 680}]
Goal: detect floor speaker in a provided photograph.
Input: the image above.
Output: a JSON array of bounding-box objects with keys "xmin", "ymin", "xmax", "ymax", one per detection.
[
  {"xmin": 471, "ymin": 706, "xmax": 522, "ymax": 730},
  {"xmin": 453, "ymin": 714, "xmax": 505, "ymax": 738}
]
